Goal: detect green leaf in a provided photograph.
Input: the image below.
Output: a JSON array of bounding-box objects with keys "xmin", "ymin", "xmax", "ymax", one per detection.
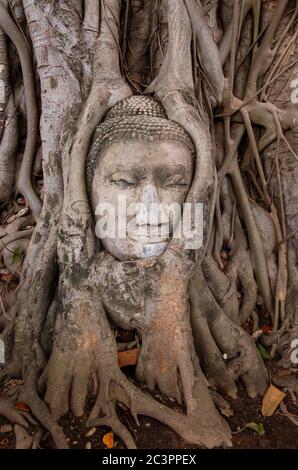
[
  {"xmin": 258, "ymin": 344, "xmax": 271, "ymax": 360},
  {"xmin": 246, "ymin": 422, "xmax": 265, "ymax": 436},
  {"xmin": 12, "ymin": 246, "xmax": 22, "ymax": 264}
]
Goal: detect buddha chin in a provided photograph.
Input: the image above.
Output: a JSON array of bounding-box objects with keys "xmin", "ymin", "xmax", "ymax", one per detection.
[{"xmin": 101, "ymin": 236, "xmax": 168, "ymax": 261}]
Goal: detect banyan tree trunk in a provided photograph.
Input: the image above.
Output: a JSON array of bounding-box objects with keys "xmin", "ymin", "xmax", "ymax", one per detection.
[{"xmin": 0, "ymin": 0, "xmax": 297, "ymax": 449}]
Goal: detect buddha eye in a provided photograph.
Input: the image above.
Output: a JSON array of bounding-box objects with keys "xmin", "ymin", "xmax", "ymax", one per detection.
[
  {"xmin": 109, "ymin": 176, "xmax": 137, "ymax": 188},
  {"xmin": 164, "ymin": 175, "xmax": 189, "ymax": 188}
]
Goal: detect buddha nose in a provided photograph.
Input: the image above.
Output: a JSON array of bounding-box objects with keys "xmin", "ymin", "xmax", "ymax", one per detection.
[
  {"xmin": 140, "ymin": 184, "xmax": 168, "ymax": 226},
  {"xmin": 141, "ymin": 184, "xmax": 160, "ymax": 205}
]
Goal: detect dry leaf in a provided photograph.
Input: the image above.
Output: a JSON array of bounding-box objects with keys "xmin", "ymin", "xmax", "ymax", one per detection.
[
  {"xmin": 15, "ymin": 402, "xmax": 30, "ymax": 412},
  {"xmin": 0, "ymin": 273, "xmax": 14, "ymax": 283},
  {"xmin": 103, "ymin": 432, "xmax": 114, "ymax": 449},
  {"xmin": 261, "ymin": 325, "xmax": 272, "ymax": 334},
  {"xmin": 261, "ymin": 384, "xmax": 286, "ymax": 417},
  {"xmin": 118, "ymin": 348, "xmax": 140, "ymax": 368}
]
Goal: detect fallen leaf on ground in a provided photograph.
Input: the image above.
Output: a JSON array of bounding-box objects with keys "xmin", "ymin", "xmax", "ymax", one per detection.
[
  {"xmin": 246, "ymin": 422, "xmax": 265, "ymax": 436},
  {"xmin": 0, "ymin": 273, "xmax": 15, "ymax": 283},
  {"xmin": 103, "ymin": 432, "xmax": 114, "ymax": 449},
  {"xmin": 118, "ymin": 348, "xmax": 140, "ymax": 368},
  {"xmin": 261, "ymin": 325, "xmax": 272, "ymax": 333},
  {"xmin": 15, "ymin": 402, "xmax": 30, "ymax": 412},
  {"xmin": 258, "ymin": 344, "xmax": 271, "ymax": 359},
  {"xmin": 261, "ymin": 384, "xmax": 286, "ymax": 417}
]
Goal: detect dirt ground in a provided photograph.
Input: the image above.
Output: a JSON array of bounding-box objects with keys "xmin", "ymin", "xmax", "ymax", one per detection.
[{"xmin": 0, "ymin": 359, "xmax": 297, "ymax": 450}]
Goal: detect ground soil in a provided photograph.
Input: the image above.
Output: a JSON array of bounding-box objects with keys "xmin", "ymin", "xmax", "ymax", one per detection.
[{"xmin": 0, "ymin": 360, "xmax": 297, "ymax": 449}]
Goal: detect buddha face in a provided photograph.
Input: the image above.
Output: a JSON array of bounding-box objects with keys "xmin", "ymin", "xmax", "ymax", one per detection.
[{"xmin": 91, "ymin": 140, "xmax": 193, "ymax": 261}]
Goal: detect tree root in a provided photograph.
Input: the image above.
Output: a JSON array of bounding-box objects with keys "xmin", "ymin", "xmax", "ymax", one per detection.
[
  {"xmin": 0, "ymin": 360, "xmax": 68, "ymax": 449},
  {"xmin": 35, "ymin": 290, "xmax": 232, "ymax": 449},
  {"xmin": 190, "ymin": 285, "xmax": 238, "ymax": 398},
  {"xmin": 0, "ymin": 94, "xmax": 18, "ymax": 209},
  {"xmin": 202, "ymin": 254, "xmax": 239, "ymax": 325},
  {"xmin": 19, "ymin": 362, "xmax": 69, "ymax": 448},
  {"xmin": 0, "ymin": 2, "xmax": 41, "ymax": 220},
  {"xmin": 191, "ymin": 268, "xmax": 268, "ymax": 398},
  {"xmin": 15, "ymin": 349, "xmax": 232, "ymax": 449},
  {"xmin": 14, "ymin": 424, "xmax": 34, "ymax": 449},
  {"xmin": 0, "ymin": 397, "xmax": 30, "ymax": 428},
  {"xmin": 88, "ymin": 372, "xmax": 232, "ymax": 449}
]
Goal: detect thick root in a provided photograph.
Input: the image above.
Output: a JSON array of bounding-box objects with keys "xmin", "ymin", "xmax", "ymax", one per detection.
[
  {"xmin": 14, "ymin": 425, "xmax": 34, "ymax": 449},
  {"xmin": 190, "ymin": 288, "xmax": 238, "ymax": 398},
  {"xmin": 88, "ymin": 367, "xmax": 232, "ymax": 449},
  {"xmin": 42, "ymin": 296, "xmax": 232, "ymax": 449},
  {"xmin": 191, "ymin": 269, "xmax": 268, "ymax": 398},
  {"xmin": 20, "ymin": 362, "xmax": 69, "ymax": 449},
  {"xmin": 0, "ymin": 397, "xmax": 30, "ymax": 428}
]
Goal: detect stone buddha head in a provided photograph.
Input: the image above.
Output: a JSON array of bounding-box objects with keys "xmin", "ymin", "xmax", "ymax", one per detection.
[{"xmin": 86, "ymin": 96, "xmax": 195, "ymax": 261}]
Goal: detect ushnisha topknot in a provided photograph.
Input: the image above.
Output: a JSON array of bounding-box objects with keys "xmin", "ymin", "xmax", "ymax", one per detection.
[{"xmin": 86, "ymin": 95, "xmax": 196, "ymax": 192}]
